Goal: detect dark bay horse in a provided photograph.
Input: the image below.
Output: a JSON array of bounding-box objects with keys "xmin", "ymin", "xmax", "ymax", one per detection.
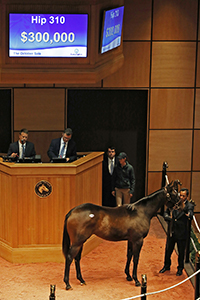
[{"xmin": 62, "ymin": 181, "xmax": 180, "ymax": 290}]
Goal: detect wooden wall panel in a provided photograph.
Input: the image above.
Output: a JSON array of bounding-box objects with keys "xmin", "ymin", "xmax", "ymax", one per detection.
[
  {"xmin": 123, "ymin": 0, "xmax": 151, "ymax": 40},
  {"xmin": 149, "ymin": 130, "xmax": 192, "ymax": 171},
  {"xmin": 151, "ymin": 42, "xmax": 196, "ymax": 87},
  {"xmin": 150, "ymin": 89, "xmax": 194, "ymax": 129},
  {"xmin": 153, "ymin": 0, "xmax": 197, "ymax": 40},
  {"xmin": 148, "ymin": 171, "xmax": 191, "ymax": 195},
  {"xmin": 195, "ymin": 89, "xmax": 200, "ymax": 128},
  {"xmin": 196, "ymin": 44, "xmax": 200, "ymax": 87},
  {"xmin": 103, "ymin": 42, "xmax": 150, "ymax": 87},
  {"xmin": 14, "ymin": 88, "xmax": 65, "ymax": 130},
  {"xmin": 193, "ymin": 130, "xmax": 200, "ymax": 171},
  {"xmin": 147, "ymin": 172, "xmax": 162, "ymax": 195},
  {"xmin": 55, "ymin": 82, "xmax": 102, "ymax": 88},
  {"xmin": 191, "ymin": 172, "xmax": 200, "ymax": 211}
]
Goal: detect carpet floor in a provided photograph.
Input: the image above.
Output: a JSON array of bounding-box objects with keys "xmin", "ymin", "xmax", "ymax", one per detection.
[{"xmin": 0, "ymin": 217, "xmax": 195, "ymax": 300}]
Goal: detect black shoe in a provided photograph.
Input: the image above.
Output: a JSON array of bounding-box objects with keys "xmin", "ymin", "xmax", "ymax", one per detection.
[
  {"xmin": 176, "ymin": 269, "xmax": 182, "ymax": 276},
  {"xmin": 159, "ymin": 266, "xmax": 170, "ymax": 273}
]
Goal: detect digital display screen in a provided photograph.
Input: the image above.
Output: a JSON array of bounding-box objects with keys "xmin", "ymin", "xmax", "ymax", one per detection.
[
  {"xmin": 101, "ymin": 6, "xmax": 124, "ymax": 54},
  {"xmin": 9, "ymin": 13, "xmax": 88, "ymax": 57}
]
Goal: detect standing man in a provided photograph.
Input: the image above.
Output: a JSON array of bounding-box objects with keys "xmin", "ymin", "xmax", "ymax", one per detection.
[
  {"xmin": 47, "ymin": 128, "xmax": 77, "ymax": 162},
  {"xmin": 112, "ymin": 152, "xmax": 135, "ymax": 206},
  {"xmin": 7, "ymin": 128, "xmax": 36, "ymax": 159},
  {"xmin": 159, "ymin": 188, "xmax": 194, "ymax": 276},
  {"xmin": 102, "ymin": 147, "xmax": 118, "ymax": 207}
]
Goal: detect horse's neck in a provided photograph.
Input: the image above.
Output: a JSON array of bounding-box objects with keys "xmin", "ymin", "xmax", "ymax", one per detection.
[{"xmin": 139, "ymin": 189, "xmax": 166, "ymax": 219}]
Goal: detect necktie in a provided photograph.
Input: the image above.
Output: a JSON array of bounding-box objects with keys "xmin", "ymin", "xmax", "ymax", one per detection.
[
  {"xmin": 60, "ymin": 143, "xmax": 66, "ymax": 158},
  {"xmin": 110, "ymin": 160, "xmax": 114, "ymax": 175},
  {"xmin": 22, "ymin": 144, "xmax": 25, "ymax": 158}
]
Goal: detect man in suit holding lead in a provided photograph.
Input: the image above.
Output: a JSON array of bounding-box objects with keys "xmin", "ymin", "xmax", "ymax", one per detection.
[
  {"xmin": 47, "ymin": 128, "xmax": 77, "ymax": 162},
  {"xmin": 159, "ymin": 188, "xmax": 194, "ymax": 276},
  {"xmin": 7, "ymin": 128, "xmax": 36, "ymax": 159}
]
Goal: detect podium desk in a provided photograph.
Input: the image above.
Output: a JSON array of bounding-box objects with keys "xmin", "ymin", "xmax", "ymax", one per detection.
[{"xmin": 0, "ymin": 152, "xmax": 104, "ymax": 263}]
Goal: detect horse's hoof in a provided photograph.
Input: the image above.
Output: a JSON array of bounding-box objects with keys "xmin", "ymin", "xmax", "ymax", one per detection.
[
  {"xmin": 135, "ymin": 281, "xmax": 141, "ymax": 287},
  {"xmin": 66, "ymin": 284, "xmax": 72, "ymax": 290},
  {"xmin": 80, "ymin": 281, "xmax": 86, "ymax": 286},
  {"xmin": 126, "ymin": 275, "xmax": 133, "ymax": 281}
]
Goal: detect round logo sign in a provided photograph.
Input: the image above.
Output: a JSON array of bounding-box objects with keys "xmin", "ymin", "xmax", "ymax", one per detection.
[{"xmin": 35, "ymin": 180, "xmax": 52, "ymax": 198}]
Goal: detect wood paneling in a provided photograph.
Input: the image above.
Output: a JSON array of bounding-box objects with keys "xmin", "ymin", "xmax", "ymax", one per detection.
[
  {"xmin": 151, "ymin": 42, "xmax": 196, "ymax": 87},
  {"xmin": 103, "ymin": 42, "xmax": 150, "ymax": 87},
  {"xmin": 26, "ymin": 84, "xmax": 54, "ymax": 88},
  {"xmin": 123, "ymin": 0, "xmax": 151, "ymax": 40},
  {"xmin": 193, "ymin": 130, "xmax": 200, "ymax": 171},
  {"xmin": 153, "ymin": 0, "xmax": 197, "ymax": 40},
  {"xmin": 195, "ymin": 89, "xmax": 200, "ymax": 128},
  {"xmin": 149, "ymin": 130, "xmax": 192, "ymax": 171},
  {"xmin": 14, "ymin": 88, "xmax": 65, "ymax": 130},
  {"xmin": 195, "ymin": 44, "xmax": 200, "ymax": 87},
  {"xmin": 0, "ymin": 0, "xmax": 125, "ymax": 84},
  {"xmin": 0, "ymin": 152, "xmax": 103, "ymax": 262},
  {"xmin": 148, "ymin": 171, "xmax": 191, "ymax": 195},
  {"xmin": 191, "ymin": 172, "xmax": 200, "ymax": 211},
  {"xmin": 55, "ymin": 82, "xmax": 102, "ymax": 88},
  {"xmin": 150, "ymin": 89, "xmax": 194, "ymax": 129},
  {"xmin": 147, "ymin": 172, "xmax": 162, "ymax": 195}
]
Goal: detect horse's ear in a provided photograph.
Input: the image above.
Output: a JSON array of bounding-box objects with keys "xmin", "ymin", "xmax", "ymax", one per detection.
[
  {"xmin": 165, "ymin": 180, "xmax": 173, "ymax": 188},
  {"xmin": 174, "ymin": 179, "xmax": 182, "ymax": 186}
]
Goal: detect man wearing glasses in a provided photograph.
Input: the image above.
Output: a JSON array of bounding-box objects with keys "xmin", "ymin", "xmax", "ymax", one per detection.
[{"xmin": 47, "ymin": 128, "xmax": 77, "ymax": 162}]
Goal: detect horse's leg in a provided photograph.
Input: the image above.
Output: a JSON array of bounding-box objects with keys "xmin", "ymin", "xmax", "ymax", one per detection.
[
  {"xmin": 75, "ymin": 246, "xmax": 86, "ymax": 286},
  {"xmin": 64, "ymin": 245, "xmax": 83, "ymax": 290},
  {"xmin": 63, "ymin": 251, "xmax": 73, "ymax": 290},
  {"xmin": 125, "ymin": 241, "xmax": 133, "ymax": 281},
  {"xmin": 132, "ymin": 239, "xmax": 143, "ymax": 287}
]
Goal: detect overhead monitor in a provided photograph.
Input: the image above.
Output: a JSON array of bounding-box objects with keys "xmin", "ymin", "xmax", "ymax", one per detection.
[
  {"xmin": 101, "ymin": 6, "xmax": 124, "ymax": 54},
  {"xmin": 9, "ymin": 13, "xmax": 88, "ymax": 57}
]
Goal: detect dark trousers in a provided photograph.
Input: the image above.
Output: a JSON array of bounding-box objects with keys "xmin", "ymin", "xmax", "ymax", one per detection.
[{"xmin": 164, "ymin": 235, "xmax": 186, "ymax": 270}]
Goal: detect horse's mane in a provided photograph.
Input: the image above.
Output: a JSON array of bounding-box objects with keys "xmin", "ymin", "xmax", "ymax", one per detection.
[{"xmin": 126, "ymin": 188, "xmax": 164, "ymax": 211}]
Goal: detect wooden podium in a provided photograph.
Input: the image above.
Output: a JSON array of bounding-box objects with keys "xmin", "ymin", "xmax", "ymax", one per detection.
[{"xmin": 0, "ymin": 152, "xmax": 103, "ymax": 263}]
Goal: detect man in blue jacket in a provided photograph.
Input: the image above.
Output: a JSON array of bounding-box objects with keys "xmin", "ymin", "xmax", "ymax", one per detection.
[{"xmin": 47, "ymin": 128, "xmax": 77, "ymax": 162}]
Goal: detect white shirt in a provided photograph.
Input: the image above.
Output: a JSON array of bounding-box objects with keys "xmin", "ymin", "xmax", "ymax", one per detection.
[
  {"xmin": 19, "ymin": 141, "xmax": 26, "ymax": 158},
  {"xmin": 108, "ymin": 157, "xmax": 115, "ymax": 174}
]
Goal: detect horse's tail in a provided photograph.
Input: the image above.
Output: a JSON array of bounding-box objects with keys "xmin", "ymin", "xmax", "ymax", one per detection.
[{"xmin": 62, "ymin": 210, "xmax": 73, "ymax": 258}]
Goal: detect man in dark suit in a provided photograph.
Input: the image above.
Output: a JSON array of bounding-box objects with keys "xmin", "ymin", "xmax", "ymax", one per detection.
[
  {"xmin": 7, "ymin": 128, "xmax": 36, "ymax": 159},
  {"xmin": 159, "ymin": 188, "xmax": 194, "ymax": 276},
  {"xmin": 47, "ymin": 128, "xmax": 77, "ymax": 162},
  {"xmin": 102, "ymin": 147, "xmax": 118, "ymax": 207}
]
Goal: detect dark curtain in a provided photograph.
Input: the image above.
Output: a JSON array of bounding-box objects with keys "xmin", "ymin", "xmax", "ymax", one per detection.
[
  {"xmin": 67, "ymin": 89, "xmax": 147, "ymax": 202},
  {"xmin": 0, "ymin": 90, "xmax": 11, "ymax": 153}
]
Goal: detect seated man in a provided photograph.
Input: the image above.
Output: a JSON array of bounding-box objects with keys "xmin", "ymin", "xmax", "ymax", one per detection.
[
  {"xmin": 47, "ymin": 128, "xmax": 77, "ymax": 162},
  {"xmin": 7, "ymin": 128, "xmax": 36, "ymax": 159}
]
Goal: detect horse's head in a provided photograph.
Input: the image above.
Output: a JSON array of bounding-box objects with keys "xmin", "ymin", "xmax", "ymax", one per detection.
[{"xmin": 165, "ymin": 180, "xmax": 182, "ymax": 208}]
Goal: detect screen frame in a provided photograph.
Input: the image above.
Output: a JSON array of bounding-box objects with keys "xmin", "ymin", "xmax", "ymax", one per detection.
[
  {"xmin": 9, "ymin": 13, "xmax": 89, "ymax": 58},
  {"xmin": 100, "ymin": 6, "xmax": 124, "ymax": 55}
]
